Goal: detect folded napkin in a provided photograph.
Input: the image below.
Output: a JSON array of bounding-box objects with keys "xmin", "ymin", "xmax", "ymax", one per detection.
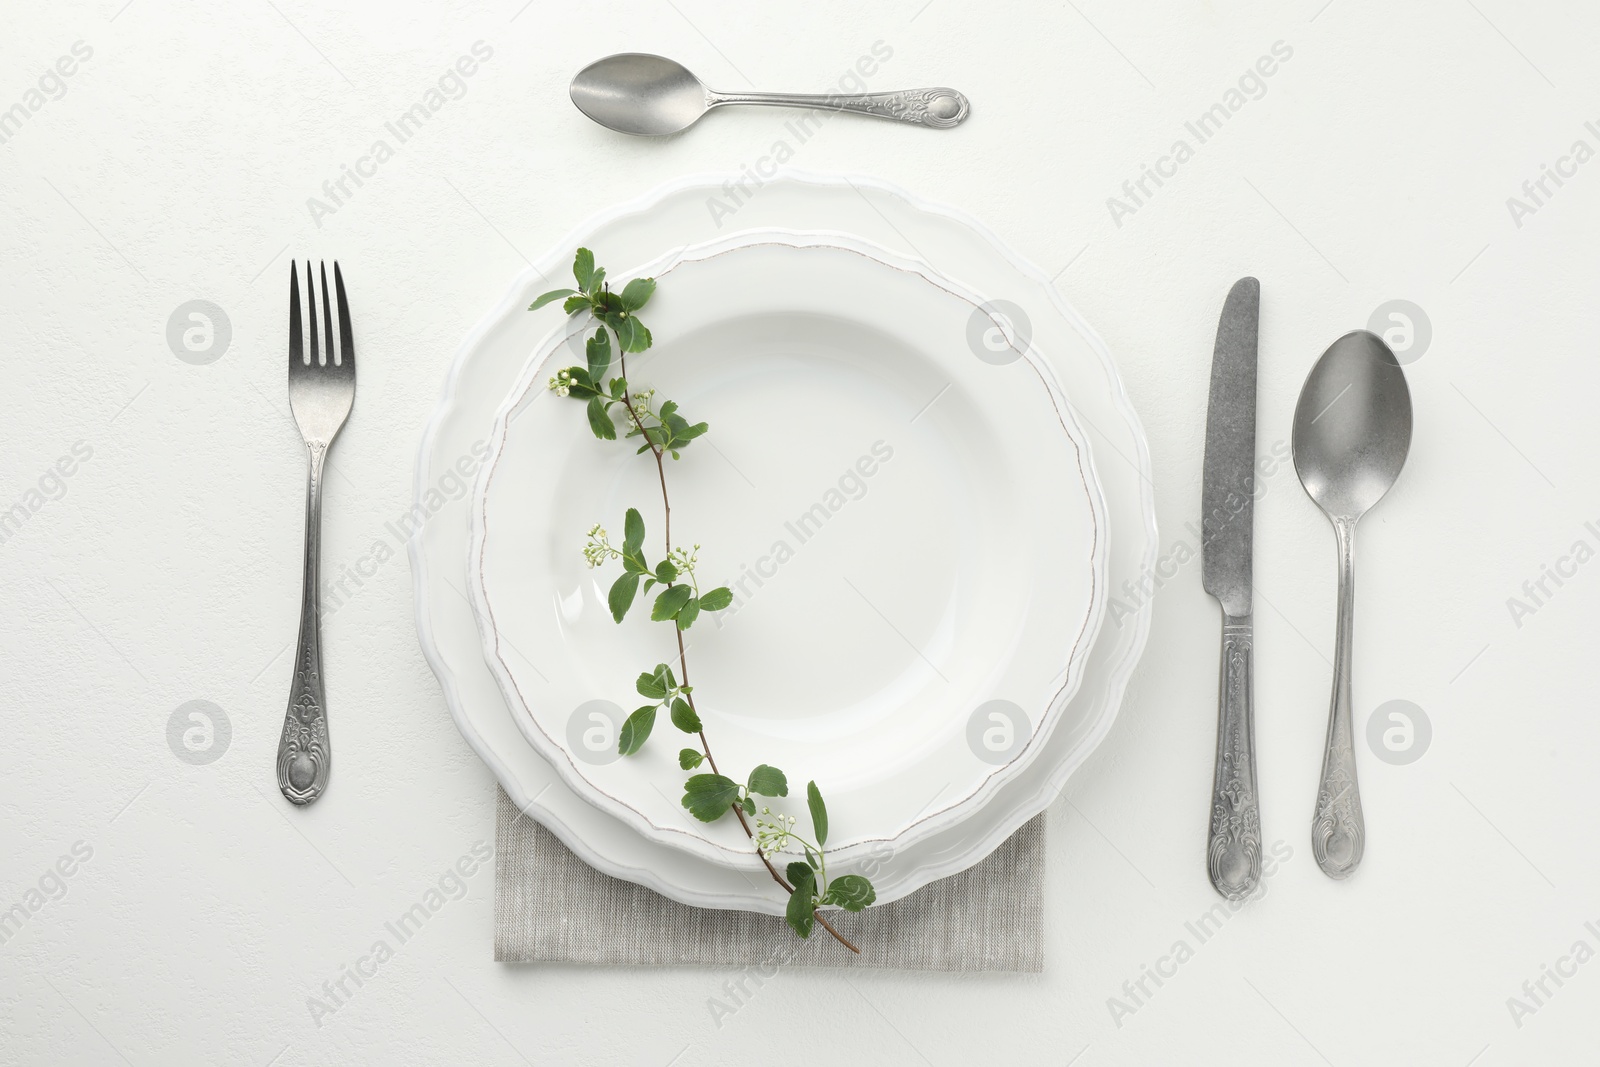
[{"xmin": 494, "ymin": 787, "xmax": 1044, "ymax": 971}]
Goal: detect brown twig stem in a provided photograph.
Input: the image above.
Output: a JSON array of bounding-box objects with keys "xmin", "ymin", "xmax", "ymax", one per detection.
[{"xmin": 616, "ymin": 345, "xmax": 858, "ymax": 954}]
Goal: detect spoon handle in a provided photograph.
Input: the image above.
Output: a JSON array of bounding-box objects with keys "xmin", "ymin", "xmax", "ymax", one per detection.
[
  {"xmin": 1312, "ymin": 519, "xmax": 1364, "ymax": 878},
  {"xmin": 1208, "ymin": 612, "xmax": 1262, "ymax": 900},
  {"xmin": 707, "ymin": 88, "xmax": 970, "ymax": 128}
]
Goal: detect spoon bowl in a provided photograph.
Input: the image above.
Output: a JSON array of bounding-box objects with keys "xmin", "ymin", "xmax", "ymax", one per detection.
[
  {"xmin": 1291, "ymin": 329, "xmax": 1413, "ymax": 880},
  {"xmin": 1292, "ymin": 331, "xmax": 1413, "ymax": 521},
  {"xmin": 570, "ymin": 54, "xmax": 710, "ymax": 136}
]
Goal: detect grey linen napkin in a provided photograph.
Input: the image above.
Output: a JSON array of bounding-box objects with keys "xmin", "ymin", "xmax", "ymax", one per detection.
[{"xmin": 493, "ymin": 786, "xmax": 1044, "ymax": 971}]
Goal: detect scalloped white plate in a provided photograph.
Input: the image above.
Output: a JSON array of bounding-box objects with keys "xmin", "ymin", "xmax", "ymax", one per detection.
[
  {"xmin": 410, "ymin": 171, "xmax": 1156, "ymax": 914},
  {"xmin": 467, "ymin": 230, "xmax": 1108, "ymax": 870}
]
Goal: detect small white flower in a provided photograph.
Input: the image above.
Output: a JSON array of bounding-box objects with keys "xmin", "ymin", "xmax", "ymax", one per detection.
[{"xmin": 582, "ymin": 525, "xmax": 618, "ymax": 568}]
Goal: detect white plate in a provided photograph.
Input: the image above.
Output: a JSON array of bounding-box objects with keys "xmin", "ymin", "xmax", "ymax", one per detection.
[
  {"xmin": 410, "ymin": 171, "xmax": 1156, "ymax": 914},
  {"xmin": 467, "ymin": 230, "xmax": 1108, "ymax": 870}
]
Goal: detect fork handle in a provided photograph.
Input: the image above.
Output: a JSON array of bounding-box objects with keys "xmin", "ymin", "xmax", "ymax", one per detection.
[{"xmin": 278, "ymin": 442, "xmax": 331, "ymax": 805}]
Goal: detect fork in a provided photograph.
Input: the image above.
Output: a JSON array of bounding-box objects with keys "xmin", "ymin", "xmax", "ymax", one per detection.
[{"xmin": 277, "ymin": 261, "xmax": 355, "ymax": 806}]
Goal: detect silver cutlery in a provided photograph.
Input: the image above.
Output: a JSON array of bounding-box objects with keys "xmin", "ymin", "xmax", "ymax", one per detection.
[
  {"xmin": 1202, "ymin": 277, "xmax": 1264, "ymax": 900},
  {"xmin": 569, "ymin": 53, "xmax": 970, "ymax": 136},
  {"xmin": 277, "ymin": 261, "xmax": 355, "ymax": 806},
  {"xmin": 1292, "ymin": 331, "xmax": 1412, "ymax": 878}
]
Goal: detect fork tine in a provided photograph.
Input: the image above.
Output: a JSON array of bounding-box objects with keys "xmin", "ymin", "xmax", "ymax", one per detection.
[
  {"xmin": 333, "ymin": 262, "xmax": 354, "ymax": 374},
  {"xmin": 306, "ymin": 260, "xmax": 321, "ymax": 366},
  {"xmin": 289, "ymin": 261, "xmax": 303, "ymax": 369},
  {"xmin": 319, "ymin": 262, "xmax": 336, "ymax": 365}
]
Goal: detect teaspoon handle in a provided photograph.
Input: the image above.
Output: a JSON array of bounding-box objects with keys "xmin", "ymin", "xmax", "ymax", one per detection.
[
  {"xmin": 1312, "ymin": 519, "xmax": 1364, "ymax": 878},
  {"xmin": 707, "ymin": 88, "xmax": 970, "ymax": 128},
  {"xmin": 1208, "ymin": 612, "xmax": 1262, "ymax": 900}
]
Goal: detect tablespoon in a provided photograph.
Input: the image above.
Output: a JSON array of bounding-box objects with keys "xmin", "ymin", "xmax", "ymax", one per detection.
[
  {"xmin": 1292, "ymin": 330, "xmax": 1413, "ymax": 879},
  {"xmin": 569, "ymin": 53, "xmax": 970, "ymax": 136}
]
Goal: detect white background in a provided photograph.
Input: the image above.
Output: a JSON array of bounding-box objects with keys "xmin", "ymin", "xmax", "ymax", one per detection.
[{"xmin": 3, "ymin": 0, "xmax": 1598, "ymax": 1063}]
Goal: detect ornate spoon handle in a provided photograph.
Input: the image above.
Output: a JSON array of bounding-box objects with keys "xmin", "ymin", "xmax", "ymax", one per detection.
[
  {"xmin": 1312, "ymin": 519, "xmax": 1363, "ymax": 877},
  {"xmin": 707, "ymin": 87, "xmax": 970, "ymax": 128},
  {"xmin": 1208, "ymin": 613, "xmax": 1262, "ymax": 899},
  {"xmin": 277, "ymin": 444, "xmax": 331, "ymax": 805}
]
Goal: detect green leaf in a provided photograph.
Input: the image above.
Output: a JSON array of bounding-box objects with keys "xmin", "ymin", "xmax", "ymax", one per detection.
[
  {"xmin": 747, "ymin": 764, "xmax": 788, "ymax": 798},
  {"xmin": 572, "ymin": 248, "xmax": 595, "ymax": 290},
  {"xmin": 670, "ymin": 696, "xmax": 701, "ymax": 733},
  {"xmin": 785, "ymin": 882, "xmax": 816, "ymax": 938},
  {"xmin": 654, "ymin": 559, "xmax": 678, "ymax": 583},
  {"xmin": 636, "ymin": 669, "xmax": 668, "ymax": 701},
  {"xmin": 681, "ymin": 773, "xmax": 740, "ymax": 822},
  {"xmin": 607, "ymin": 314, "xmax": 636, "ymax": 352},
  {"xmin": 698, "ymin": 587, "xmax": 733, "ymax": 612},
  {"xmin": 619, "ymin": 277, "xmax": 656, "ymax": 311},
  {"xmin": 617, "ymin": 705, "xmax": 655, "ymax": 755},
  {"xmin": 585, "ymin": 396, "xmax": 616, "ymax": 440},
  {"xmin": 652, "ymin": 584, "xmax": 694, "ymax": 622},
  {"xmin": 678, "ymin": 748, "xmax": 703, "ymax": 770},
  {"xmin": 807, "ymin": 781, "xmax": 828, "ymax": 846},
  {"xmin": 742, "ymin": 796, "xmax": 756, "ymax": 816},
  {"xmin": 804, "ymin": 846, "xmax": 820, "ymax": 870},
  {"xmin": 822, "ymin": 874, "xmax": 876, "ymax": 912},
  {"xmin": 610, "ymin": 313, "xmax": 652, "ymax": 353},
  {"xmin": 607, "ymin": 573, "xmax": 639, "ymax": 623},
  {"xmin": 623, "ymin": 508, "xmax": 645, "ymax": 555},
  {"xmin": 586, "ymin": 329, "xmax": 611, "ymax": 383},
  {"xmin": 529, "ymin": 288, "xmax": 577, "ymax": 311},
  {"xmin": 562, "ymin": 294, "xmax": 590, "ymax": 315},
  {"xmin": 675, "ymin": 597, "xmax": 701, "ymax": 630},
  {"xmin": 787, "ymin": 862, "xmax": 815, "ymax": 894}
]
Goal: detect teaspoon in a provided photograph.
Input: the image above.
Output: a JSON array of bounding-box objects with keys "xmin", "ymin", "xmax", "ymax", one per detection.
[
  {"xmin": 1291, "ymin": 330, "xmax": 1413, "ymax": 879},
  {"xmin": 569, "ymin": 53, "xmax": 970, "ymax": 136}
]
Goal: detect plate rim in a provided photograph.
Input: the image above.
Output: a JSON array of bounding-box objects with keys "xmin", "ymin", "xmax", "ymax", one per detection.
[
  {"xmin": 465, "ymin": 226, "xmax": 1111, "ymax": 868},
  {"xmin": 409, "ymin": 169, "xmax": 1158, "ymax": 910}
]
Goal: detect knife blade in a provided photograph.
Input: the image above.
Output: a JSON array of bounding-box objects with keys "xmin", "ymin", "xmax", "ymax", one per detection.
[
  {"xmin": 1202, "ymin": 277, "xmax": 1259, "ymax": 615},
  {"xmin": 1202, "ymin": 276, "xmax": 1262, "ymax": 901}
]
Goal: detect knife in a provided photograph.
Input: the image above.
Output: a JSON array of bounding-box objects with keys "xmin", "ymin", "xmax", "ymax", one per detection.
[{"xmin": 1201, "ymin": 277, "xmax": 1262, "ymax": 901}]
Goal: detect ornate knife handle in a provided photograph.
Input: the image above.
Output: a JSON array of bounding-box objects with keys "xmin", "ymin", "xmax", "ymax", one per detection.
[
  {"xmin": 277, "ymin": 444, "xmax": 331, "ymax": 805},
  {"xmin": 1312, "ymin": 520, "xmax": 1363, "ymax": 877},
  {"xmin": 708, "ymin": 88, "xmax": 971, "ymax": 128},
  {"xmin": 1208, "ymin": 613, "xmax": 1262, "ymax": 900}
]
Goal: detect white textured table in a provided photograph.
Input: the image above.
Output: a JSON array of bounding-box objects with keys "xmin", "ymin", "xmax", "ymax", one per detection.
[{"xmin": 4, "ymin": 1, "xmax": 1597, "ymax": 1063}]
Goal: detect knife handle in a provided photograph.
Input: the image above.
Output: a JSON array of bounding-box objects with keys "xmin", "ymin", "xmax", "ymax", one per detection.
[{"xmin": 1208, "ymin": 613, "xmax": 1262, "ymax": 900}]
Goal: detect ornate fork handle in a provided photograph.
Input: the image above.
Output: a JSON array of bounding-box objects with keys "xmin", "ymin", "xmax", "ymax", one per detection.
[
  {"xmin": 278, "ymin": 442, "xmax": 331, "ymax": 805},
  {"xmin": 708, "ymin": 87, "xmax": 970, "ymax": 128},
  {"xmin": 1208, "ymin": 614, "xmax": 1262, "ymax": 899}
]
